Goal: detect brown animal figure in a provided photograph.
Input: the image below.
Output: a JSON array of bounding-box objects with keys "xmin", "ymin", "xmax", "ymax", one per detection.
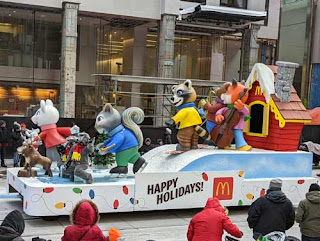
[
  {"xmin": 166, "ymin": 80, "xmax": 203, "ymax": 151},
  {"xmin": 17, "ymin": 142, "xmax": 53, "ymax": 177},
  {"xmin": 18, "ymin": 163, "xmax": 37, "ymax": 177}
]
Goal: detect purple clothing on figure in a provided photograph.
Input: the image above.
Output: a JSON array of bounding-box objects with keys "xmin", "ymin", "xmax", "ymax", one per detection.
[{"xmin": 216, "ymin": 106, "xmax": 249, "ymax": 130}]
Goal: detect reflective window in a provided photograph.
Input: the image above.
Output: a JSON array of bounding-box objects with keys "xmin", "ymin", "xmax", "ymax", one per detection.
[
  {"xmin": 0, "ymin": 8, "xmax": 62, "ymax": 69},
  {"xmin": 174, "ymin": 34, "xmax": 212, "ymax": 80},
  {"xmin": 278, "ymin": 0, "xmax": 309, "ymax": 95},
  {"xmin": 220, "ymin": 0, "xmax": 248, "ymax": 9},
  {"xmin": 0, "ymin": 83, "xmax": 59, "ymax": 116}
]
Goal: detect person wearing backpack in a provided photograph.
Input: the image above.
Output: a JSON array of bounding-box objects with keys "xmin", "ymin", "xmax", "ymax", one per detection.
[
  {"xmin": 296, "ymin": 183, "xmax": 320, "ymax": 241},
  {"xmin": 62, "ymin": 199, "xmax": 107, "ymax": 241}
]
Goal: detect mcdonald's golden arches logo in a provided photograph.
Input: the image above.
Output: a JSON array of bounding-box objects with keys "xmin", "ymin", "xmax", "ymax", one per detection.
[{"xmin": 213, "ymin": 177, "xmax": 234, "ymax": 200}]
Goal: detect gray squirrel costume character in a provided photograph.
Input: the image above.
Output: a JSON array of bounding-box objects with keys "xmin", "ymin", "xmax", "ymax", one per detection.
[
  {"xmin": 95, "ymin": 104, "xmax": 146, "ymax": 175},
  {"xmin": 61, "ymin": 132, "xmax": 94, "ymax": 184}
]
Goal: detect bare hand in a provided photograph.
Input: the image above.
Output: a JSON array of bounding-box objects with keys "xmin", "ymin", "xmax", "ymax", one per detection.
[
  {"xmin": 215, "ymin": 114, "xmax": 225, "ymax": 123},
  {"xmin": 234, "ymin": 100, "xmax": 244, "ymax": 110}
]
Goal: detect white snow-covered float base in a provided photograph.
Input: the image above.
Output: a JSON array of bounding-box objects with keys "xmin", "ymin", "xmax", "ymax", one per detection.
[{"xmin": 7, "ymin": 145, "xmax": 316, "ymax": 216}]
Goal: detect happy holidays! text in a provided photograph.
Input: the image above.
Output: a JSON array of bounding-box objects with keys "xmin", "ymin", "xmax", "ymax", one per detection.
[{"xmin": 147, "ymin": 177, "xmax": 204, "ymax": 204}]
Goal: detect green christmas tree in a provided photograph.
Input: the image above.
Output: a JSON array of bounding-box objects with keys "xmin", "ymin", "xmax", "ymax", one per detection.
[{"xmin": 92, "ymin": 134, "xmax": 115, "ymax": 166}]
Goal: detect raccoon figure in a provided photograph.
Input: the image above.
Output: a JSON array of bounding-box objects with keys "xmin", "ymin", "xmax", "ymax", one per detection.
[
  {"xmin": 166, "ymin": 80, "xmax": 208, "ymax": 151},
  {"xmin": 95, "ymin": 104, "xmax": 146, "ymax": 175}
]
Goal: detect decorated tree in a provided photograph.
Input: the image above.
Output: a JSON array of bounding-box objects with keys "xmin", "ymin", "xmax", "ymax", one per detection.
[{"xmin": 92, "ymin": 134, "xmax": 115, "ymax": 166}]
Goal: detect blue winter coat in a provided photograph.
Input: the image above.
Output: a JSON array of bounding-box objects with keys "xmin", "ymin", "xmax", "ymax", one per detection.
[{"xmin": 103, "ymin": 125, "xmax": 138, "ymax": 153}]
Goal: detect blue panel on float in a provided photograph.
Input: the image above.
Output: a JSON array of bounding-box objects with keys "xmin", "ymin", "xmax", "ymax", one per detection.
[{"xmin": 181, "ymin": 152, "xmax": 312, "ymax": 179}]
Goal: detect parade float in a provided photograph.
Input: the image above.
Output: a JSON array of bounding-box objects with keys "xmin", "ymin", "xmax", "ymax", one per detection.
[{"xmin": 6, "ymin": 62, "xmax": 317, "ymax": 217}]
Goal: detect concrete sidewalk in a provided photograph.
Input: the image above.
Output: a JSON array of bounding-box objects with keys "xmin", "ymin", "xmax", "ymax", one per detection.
[{"xmin": 0, "ymin": 158, "xmax": 14, "ymax": 175}]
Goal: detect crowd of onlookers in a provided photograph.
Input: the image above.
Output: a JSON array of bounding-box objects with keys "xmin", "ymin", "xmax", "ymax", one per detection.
[
  {"xmin": 188, "ymin": 179, "xmax": 320, "ymax": 241},
  {"xmin": 0, "ymin": 120, "xmax": 28, "ymax": 168},
  {"xmin": 0, "ymin": 179, "xmax": 318, "ymax": 241},
  {"xmin": 139, "ymin": 128, "xmax": 172, "ymax": 155}
]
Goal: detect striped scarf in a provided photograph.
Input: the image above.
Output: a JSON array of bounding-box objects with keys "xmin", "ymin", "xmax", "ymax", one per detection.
[
  {"xmin": 71, "ymin": 144, "xmax": 85, "ymax": 161},
  {"xmin": 62, "ymin": 146, "xmax": 72, "ymax": 162}
]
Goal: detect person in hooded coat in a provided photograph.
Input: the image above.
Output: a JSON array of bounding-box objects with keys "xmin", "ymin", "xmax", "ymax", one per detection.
[
  {"xmin": 0, "ymin": 120, "xmax": 8, "ymax": 167},
  {"xmin": 247, "ymin": 179, "xmax": 295, "ymax": 240},
  {"xmin": 139, "ymin": 138, "xmax": 154, "ymax": 155},
  {"xmin": 11, "ymin": 123, "xmax": 23, "ymax": 167},
  {"xmin": 62, "ymin": 199, "xmax": 107, "ymax": 241},
  {"xmin": 187, "ymin": 197, "xmax": 243, "ymax": 241},
  {"xmin": 296, "ymin": 183, "xmax": 320, "ymax": 241},
  {"xmin": 0, "ymin": 210, "xmax": 25, "ymax": 241}
]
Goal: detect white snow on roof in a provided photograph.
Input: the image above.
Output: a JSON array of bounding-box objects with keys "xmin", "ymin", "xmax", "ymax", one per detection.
[{"xmin": 245, "ymin": 63, "xmax": 275, "ymax": 103}]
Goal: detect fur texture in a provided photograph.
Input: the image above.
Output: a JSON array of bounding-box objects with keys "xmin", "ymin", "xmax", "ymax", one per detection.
[
  {"xmin": 171, "ymin": 79, "xmax": 197, "ymax": 107},
  {"xmin": 17, "ymin": 142, "xmax": 52, "ymax": 176},
  {"xmin": 31, "ymin": 99, "xmax": 59, "ymax": 126},
  {"xmin": 95, "ymin": 104, "xmax": 144, "ymax": 148}
]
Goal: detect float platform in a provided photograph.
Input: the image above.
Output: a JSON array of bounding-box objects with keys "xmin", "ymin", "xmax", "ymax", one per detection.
[{"xmin": 7, "ymin": 145, "xmax": 316, "ymax": 216}]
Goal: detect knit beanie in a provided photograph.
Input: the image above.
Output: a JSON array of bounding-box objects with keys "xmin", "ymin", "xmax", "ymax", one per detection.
[
  {"xmin": 309, "ymin": 183, "xmax": 320, "ymax": 192},
  {"xmin": 269, "ymin": 179, "xmax": 282, "ymax": 189},
  {"xmin": 108, "ymin": 228, "xmax": 122, "ymax": 241}
]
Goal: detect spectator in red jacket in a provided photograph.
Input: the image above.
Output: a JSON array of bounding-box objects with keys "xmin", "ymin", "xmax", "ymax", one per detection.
[
  {"xmin": 62, "ymin": 199, "xmax": 107, "ymax": 241},
  {"xmin": 187, "ymin": 197, "xmax": 243, "ymax": 241}
]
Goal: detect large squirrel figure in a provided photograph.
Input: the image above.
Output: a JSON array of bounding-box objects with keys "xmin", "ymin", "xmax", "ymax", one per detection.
[{"xmin": 95, "ymin": 104, "xmax": 146, "ymax": 175}]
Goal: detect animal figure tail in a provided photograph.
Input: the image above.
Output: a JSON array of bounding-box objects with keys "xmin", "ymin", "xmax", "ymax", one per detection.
[
  {"xmin": 195, "ymin": 125, "xmax": 211, "ymax": 141},
  {"xmin": 122, "ymin": 107, "xmax": 145, "ymax": 148}
]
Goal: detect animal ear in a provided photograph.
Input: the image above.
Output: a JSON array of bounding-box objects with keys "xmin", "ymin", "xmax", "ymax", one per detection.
[
  {"xmin": 40, "ymin": 100, "xmax": 46, "ymax": 112},
  {"xmin": 45, "ymin": 99, "xmax": 54, "ymax": 106},
  {"xmin": 232, "ymin": 78, "xmax": 238, "ymax": 86},
  {"xmin": 184, "ymin": 80, "xmax": 192, "ymax": 90},
  {"xmin": 103, "ymin": 103, "xmax": 113, "ymax": 113}
]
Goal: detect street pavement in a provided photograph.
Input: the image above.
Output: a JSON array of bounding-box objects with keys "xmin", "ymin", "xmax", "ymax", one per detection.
[{"xmin": 0, "ymin": 159, "xmax": 319, "ymax": 241}]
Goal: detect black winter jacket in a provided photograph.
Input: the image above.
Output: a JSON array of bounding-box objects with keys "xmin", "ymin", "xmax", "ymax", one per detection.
[
  {"xmin": 0, "ymin": 210, "xmax": 25, "ymax": 241},
  {"xmin": 0, "ymin": 127, "xmax": 8, "ymax": 144},
  {"xmin": 11, "ymin": 131, "xmax": 23, "ymax": 151},
  {"xmin": 247, "ymin": 189, "xmax": 295, "ymax": 237}
]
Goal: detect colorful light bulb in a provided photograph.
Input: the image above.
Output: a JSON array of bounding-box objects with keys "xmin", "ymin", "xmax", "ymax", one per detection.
[
  {"xmin": 202, "ymin": 172, "xmax": 208, "ymax": 181},
  {"xmin": 43, "ymin": 187, "xmax": 54, "ymax": 193},
  {"xmin": 55, "ymin": 202, "xmax": 65, "ymax": 209},
  {"xmin": 246, "ymin": 193, "xmax": 254, "ymax": 200},
  {"xmin": 238, "ymin": 170, "xmax": 244, "ymax": 177},
  {"xmin": 73, "ymin": 188, "xmax": 82, "ymax": 194},
  {"xmin": 89, "ymin": 189, "xmax": 95, "ymax": 199},
  {"xmin": 123, "ymin": 186, "xmax": 129, "ymax": 195},
  {"xmin": 113, "ymin": 200, "xmax": 119, "ymax": 209}
]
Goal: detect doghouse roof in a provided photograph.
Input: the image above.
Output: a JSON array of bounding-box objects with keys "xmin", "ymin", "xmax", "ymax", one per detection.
[
  {"xmin": 245, "ymin": 63, "xmax": 275, "ymax": 103},
  {"xmin": 246, "ymin": 63, "xmax": 311, "ymax": 128}
]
